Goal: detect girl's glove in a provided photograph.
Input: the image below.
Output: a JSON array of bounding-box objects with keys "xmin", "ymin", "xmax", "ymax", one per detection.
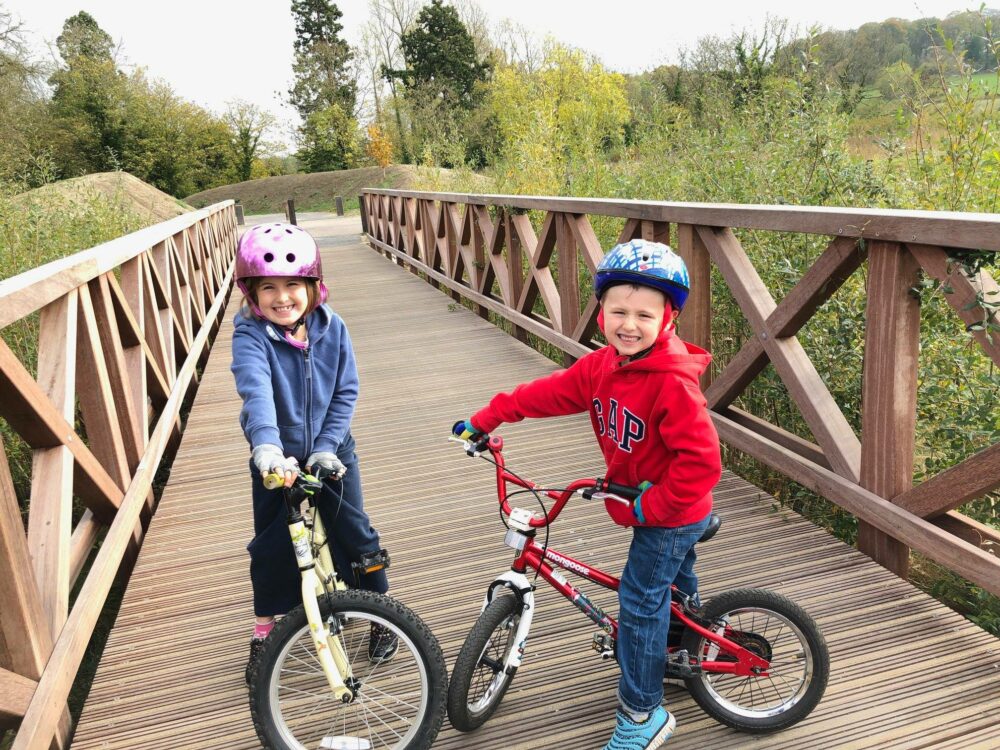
[
  {"xmin": 252, "ymin": 444, "xmax": 298, "ymax": 475},
  {"xmin": 306, "ymin": 451, "xmax": 347, "ymax": 479},
  {"xmin": 632, "ymin": 481, "xmax": 653, "ymax": 524}
]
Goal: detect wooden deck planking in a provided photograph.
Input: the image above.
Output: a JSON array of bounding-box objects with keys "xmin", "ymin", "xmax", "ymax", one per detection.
[{"xmin": 71, "ymin": 215, "xmax": 1000, "ymax": 750}]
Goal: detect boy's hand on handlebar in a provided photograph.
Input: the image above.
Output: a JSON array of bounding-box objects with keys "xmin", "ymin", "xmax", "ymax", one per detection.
[
  {"xmin": 632, "ymin": 481, "xmax": 652, "ymax": 524},
  {"xmin": 253, "ymin": 444, "xmax": 299, "ymax": 488},
  {"xmin": 452, "ymin": 419, "xmax": 483, "ymax": 441},
  {"xmin": 305, "ymin": 451, "xmax": 346, "ymax": 479}
]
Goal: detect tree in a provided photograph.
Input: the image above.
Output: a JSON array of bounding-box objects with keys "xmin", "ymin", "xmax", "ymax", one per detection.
[
  {"xmin": 394, "ymin": 0, "xmax": 489, "ymax": 109},
  {"xmin": 288, "ymin": 0, "xmax": 356, "ymax": 119},
  {"xmin": 298, "ymin": 103, "xmax": 357, "ymax": 172},
  {"xmin": 486, "ymin": 43, "xmax": 629, "ymax": 193},
  {"xmin": 55, "ymin": 10, "xmax": 114, "ymax": 63},
  {"xmin": 224, "ymin": 100, "xmax": 279, "ymax": 182},
  {"xmin": 49, "ymin": 12, "xmax": 127, "ymax": 175},
  {"xmin": 365, "ymin": 122, "xmax": 393, "ymax": 175},
  {"xmin": 361, "ymin": 0, "xmax": 420, "ymax": 162},
  {"xmin": 0, "ymin": 9, "xmax": 52, "ymax": 186},
  {"xmin": 118, "ymin": 72, "xmax": 232, "ymax": 196}
]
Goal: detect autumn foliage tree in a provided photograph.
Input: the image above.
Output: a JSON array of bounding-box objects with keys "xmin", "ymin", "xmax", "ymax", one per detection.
[{"xmin": 366, "ymin": 123, "xmax": 393, "ymax": 175}]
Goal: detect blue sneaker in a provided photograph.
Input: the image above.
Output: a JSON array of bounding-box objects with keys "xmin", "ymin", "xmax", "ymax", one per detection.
[{"xmin": 602, "ymin": 707, "xmax": 676, "ymax": 749}]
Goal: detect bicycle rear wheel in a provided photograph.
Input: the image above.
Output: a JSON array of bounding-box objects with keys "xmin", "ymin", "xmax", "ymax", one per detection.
[
  {"xmin": 680, "ymin": 588, "xmax": 829, "ymax": 732},
  {"xmin": 249, "ymin": 590, "xmax": 447, "ymax": 750},
  {"xmin": 447, "ymin": 593, "xmax": 523, "ymax": 731}
]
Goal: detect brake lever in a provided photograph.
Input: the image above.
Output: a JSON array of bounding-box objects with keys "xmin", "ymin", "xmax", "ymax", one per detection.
[
  {"xmin": 447, "ymin": 435, "xmax": 482, "ymax": 456},
  {"xmin": 584, "ymin": 490, "xmax": 633, "ymax": 506}
]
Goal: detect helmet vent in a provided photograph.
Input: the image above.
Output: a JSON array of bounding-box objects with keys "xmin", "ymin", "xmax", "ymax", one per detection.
[
  {"xmin": 286, "ymin": 253, "xmax": 296, "ymax": 262},
  {"xmin": 264, "ymin": 227, "xmax": 272, "ymax": 233},
  {"xmin": 263, "ymin": 252, "xmax": 274, "ymax": 262},
  {"xmin": 285, "ymin": 228, "xmax": 293, "ymax": 234}
]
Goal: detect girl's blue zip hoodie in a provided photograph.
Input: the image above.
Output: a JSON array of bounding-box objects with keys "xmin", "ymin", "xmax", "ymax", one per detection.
[{"xmin": 231, "ymin": 304, "xmax": 359, "ymax": 463}]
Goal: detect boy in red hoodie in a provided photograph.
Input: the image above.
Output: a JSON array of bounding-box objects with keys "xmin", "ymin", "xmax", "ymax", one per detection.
[{"xmin": 455, "ymin": 239, "xmax": 721, "ymax": 749}]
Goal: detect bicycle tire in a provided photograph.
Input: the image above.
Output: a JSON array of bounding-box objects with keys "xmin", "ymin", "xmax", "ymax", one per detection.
[
  {"xmin": 249, "ymin": 589, "xmax": 447, "ymax": 750},
  {"xmin": 680, "ymin": 587, "xmax": 829, "ymax": 733},
  {"xmin": 447, "ymin": 593, "xmax": 523, "ymax": 732}
]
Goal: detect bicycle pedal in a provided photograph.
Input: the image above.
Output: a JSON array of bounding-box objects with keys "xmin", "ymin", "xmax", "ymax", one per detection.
[
  {"xmin": 592, "ymin": 632, "xmax": 614, "ymax": 658},
  {"xmin": 666, "ymin": 649, "xmax": 695, "ymax": 678},
  {"xmin": 352, "ymin": 549, "xmax": 391, "ymax": 578}
]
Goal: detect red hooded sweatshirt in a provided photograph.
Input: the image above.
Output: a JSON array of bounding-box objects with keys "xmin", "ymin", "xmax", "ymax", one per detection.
[{"xmin": 472, "ymin": 328, "xmax": 721, "ymax": 528}]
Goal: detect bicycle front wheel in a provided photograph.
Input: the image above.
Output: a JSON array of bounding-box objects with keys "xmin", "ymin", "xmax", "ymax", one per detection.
[
  {"xmin": 250, "ymin": 590, "xmax": 447, "ymax": 750},
  {"xmin": 681, "ymin": 588, "xmax": 829, "ymax": 732},
  {"xmin": 447, "ymin": 593, "xmax": 523, "ymax": 731}
]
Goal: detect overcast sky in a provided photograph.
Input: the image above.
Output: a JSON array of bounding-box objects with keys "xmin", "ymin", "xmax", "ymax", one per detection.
[{"xmin": 3, "ymin": 0, "xmax": 978, "ymax": 137}]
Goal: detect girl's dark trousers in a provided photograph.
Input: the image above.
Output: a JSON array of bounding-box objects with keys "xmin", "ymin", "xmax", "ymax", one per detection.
[{"xmin": 246, "ymin": 434, "xmax": 389, "ymax": 617}]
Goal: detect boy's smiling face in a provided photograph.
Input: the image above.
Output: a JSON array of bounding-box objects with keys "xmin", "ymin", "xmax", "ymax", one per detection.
[{"xmin": 601, "ymin": 284, "xmax": 674, "ymax": 356}]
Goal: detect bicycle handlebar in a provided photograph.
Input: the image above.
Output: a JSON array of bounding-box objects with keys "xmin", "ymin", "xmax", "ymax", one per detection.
[
  {"xmin": 600, "ymin": 481, "xmax": 641, "ymax": 501},
  {"xmin": 263, "ymin": 465, "xmax": 336, "ymax": 492},
  {"xmin": 450, "ymin": 430, "xmax": 643, "ymax": 525}
]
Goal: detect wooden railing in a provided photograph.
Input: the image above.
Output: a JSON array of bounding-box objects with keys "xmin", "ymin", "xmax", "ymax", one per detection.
[
  {"xmin": 0, "ymin": 201, "xmax": 238, "ymax": 748},
  {"xmin": 360, "ymin": 189, "xmax": 1000, "ymax": 598}
]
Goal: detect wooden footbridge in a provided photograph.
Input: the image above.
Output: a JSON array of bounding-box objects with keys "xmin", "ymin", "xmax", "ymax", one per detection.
[{"xmin": 1, "ymin": 193, "xmax": 998, "ymax": 750}]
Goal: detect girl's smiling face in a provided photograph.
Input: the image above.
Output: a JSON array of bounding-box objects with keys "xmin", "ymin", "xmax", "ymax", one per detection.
[
  {"xmin": 254, "ymin": 276, "xmax": 311, "ymax": 328},
  {"xmin": 600, "ymin": 283, "xmax": 673, "ymax": 356}
]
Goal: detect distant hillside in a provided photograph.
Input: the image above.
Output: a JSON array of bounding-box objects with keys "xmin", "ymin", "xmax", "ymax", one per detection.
[
  {"xmin": 14, "ymin": 172, "xmax": 194, "ymax": 223},
  {"xmin": 185, "ymin": 164, "xmax": 491, "ymax": 214}
]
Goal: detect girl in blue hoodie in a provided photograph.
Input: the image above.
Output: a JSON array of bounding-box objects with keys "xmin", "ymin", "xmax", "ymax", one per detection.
[{"xmin": 230, "ymin": 222, "xmax": 394, "ymax": 683}]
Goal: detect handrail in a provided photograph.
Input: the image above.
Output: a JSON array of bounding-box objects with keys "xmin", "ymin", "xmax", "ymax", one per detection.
[
  {"xmin": 362, "ymin": 188, "xmax": 1000, "ymax": 249},
  {"xmin": 0, "ymin": 201, "xmax": 237, "ymax": 748},
  {"xmin": 359, "ymin": 188, "xmax": 1000, "ymax": 600}
]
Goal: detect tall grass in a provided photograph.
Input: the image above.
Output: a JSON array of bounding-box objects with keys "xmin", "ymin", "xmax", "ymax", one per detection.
[{"xmin": 0, "ymin": 176, "xmax": 150, "ymax": 505}]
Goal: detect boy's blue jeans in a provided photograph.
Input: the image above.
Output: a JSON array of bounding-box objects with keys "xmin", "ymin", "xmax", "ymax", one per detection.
[
  {"xmin": 617, "ymin": 514, "xmax": 711, "ymax": 715},
  {"xmin": 247, "ymin": 434, "xmax": 389, "ymax": 617}
]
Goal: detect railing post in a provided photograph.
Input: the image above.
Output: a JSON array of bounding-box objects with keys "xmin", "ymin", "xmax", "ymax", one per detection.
[
  {"xmin": 234, "ymin": 202, "xmax": 244, "ymax": 225},
  {"xmin": 556, "ymin": 213, "xmax": 580, "ymax": 366},
  {"xmin": 335, "ymin": 196, "xmax": 344, "ymax": 216},
  {"xmin": 359, "ymin": 195, "xmax": 368, "ymax": 234},
  {"xmin": 285, "ymin": 199, "xmax": 297, "ymax": 225},
  {"xmin": 676, "ymin": 224, "xmax": 713, "ymax": 389},
  {"xmin": 858, "ymin": 241, "xmax": 921, "ymax": 577},
  {"xmin": 505, "ymin": 210, "xmax": 528, "ymax": 344}
]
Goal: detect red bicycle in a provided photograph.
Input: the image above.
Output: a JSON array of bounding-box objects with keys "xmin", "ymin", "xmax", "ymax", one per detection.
[{"xmin": 446, "ymin": 431, "xmax": 830, "ymax": 734}]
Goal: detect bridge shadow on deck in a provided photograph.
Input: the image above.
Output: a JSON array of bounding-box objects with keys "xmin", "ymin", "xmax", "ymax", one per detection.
[{"xmin": 71, "ymin": 215, "xmax": 1000, "ymax": 750}]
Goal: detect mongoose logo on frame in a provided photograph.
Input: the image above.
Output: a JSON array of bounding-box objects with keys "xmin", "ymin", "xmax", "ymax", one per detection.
[{"xmin": 544, "ymin": 550, "xmax": 590, "ymax": 577}]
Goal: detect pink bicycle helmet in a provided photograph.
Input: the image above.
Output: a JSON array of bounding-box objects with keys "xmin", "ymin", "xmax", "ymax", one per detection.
[{"xmin": 235, "ymin": 223, "xmax": 328, "ymax": 317}]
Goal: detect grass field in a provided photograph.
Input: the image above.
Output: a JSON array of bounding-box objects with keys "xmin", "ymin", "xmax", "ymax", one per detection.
[{"xmin": 184, "ymin": 164, "xmax": 492, "ymax": 214}]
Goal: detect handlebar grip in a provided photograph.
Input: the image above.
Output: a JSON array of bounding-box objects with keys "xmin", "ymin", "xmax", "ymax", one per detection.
[
  {"xmin": 604, "ymin": 481, "xmax": 641, "ymax": 500},
  {"xmin": 263, "ymin": 473, "xmax": 284, "ymax": 490},
  {"xmin": 311, "ymin": 465, "xmax": 334, "ymax": 481}
]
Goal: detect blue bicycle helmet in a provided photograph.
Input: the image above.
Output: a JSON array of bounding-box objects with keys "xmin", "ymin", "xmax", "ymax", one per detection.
[{"xmin": 594, "ymin": 239, "xmax": 690, "ymax": 310}]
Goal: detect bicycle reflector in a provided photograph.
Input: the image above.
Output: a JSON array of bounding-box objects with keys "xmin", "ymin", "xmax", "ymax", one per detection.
[{"xmin": 352, "ymin": 549, "xmax": 391, "ymax": 583}]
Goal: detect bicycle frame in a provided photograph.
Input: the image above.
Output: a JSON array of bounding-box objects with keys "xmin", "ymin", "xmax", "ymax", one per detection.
[
  {"xmin": 266, "ymin": 473, "xmax": 355, "ymax": 701},
  {"xmin": 472, "ymin": 435, "xmax": 771, "ymax": 679}
]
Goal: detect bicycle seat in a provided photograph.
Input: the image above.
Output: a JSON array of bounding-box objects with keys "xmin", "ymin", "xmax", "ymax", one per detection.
[{"xmin": 698, "ymin": 514, "xmax": 721, "ymax": 543}]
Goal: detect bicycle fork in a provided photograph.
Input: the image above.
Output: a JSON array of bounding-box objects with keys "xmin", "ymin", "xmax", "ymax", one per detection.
[
  {"xmin": 290, "ymin": 519, "xmax": 355, "ymax": 703},
  {"xmin": 483, "ymin": 571, "xmax": 535, "ymax": 675}
]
